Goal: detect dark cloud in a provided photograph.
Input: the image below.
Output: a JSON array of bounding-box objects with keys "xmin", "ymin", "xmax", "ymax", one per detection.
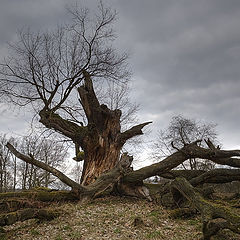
[
  {"xmin": 0, "ymin": 0, "xmax": 240, "ymax": 151},
  {"xmin": 111, "ymin": 0, "xmax": 240, "ymax": 149}
]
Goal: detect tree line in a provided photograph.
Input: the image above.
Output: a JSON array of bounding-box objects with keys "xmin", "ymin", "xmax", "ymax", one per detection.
[{"xmin": 0, "ymin": 135, "xmax": 70, "ymax": 192}]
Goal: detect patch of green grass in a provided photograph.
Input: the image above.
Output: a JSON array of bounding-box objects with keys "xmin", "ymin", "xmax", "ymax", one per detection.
[
  {"xmin": 29, "ymin": 229, "xmax": 41, "ymax": 236},
  {"xmin": 188, "ymin": 219, "xmax": 199, "ymax": 226},
  {"xmin": 68, "ymin": 231, "xmax": 82, "ymax": 239},
  {"xmin": 148, "ymin": 210, "xmax": 161, "ymax": 225},
  {"xmin": 149, "ymin": 210, "xmax": 160, "ymax": 218},
  {"xmin": 0, "ymin": 234, "xmax": 6, "ymax": 240},
  {"xmin": 114, "ymin": 228, "xmax": 121, "ymax": 234},
  {"xmin": 146, "ymin": 230, "xmax": 163, "ymax": 239},
  {"xmin": 55, "ymin": 235, "xmax": 63, "ymax": 240},
  {"xmin": 62, "ymin": 224, "xmax": 72, "ymax": 231}
]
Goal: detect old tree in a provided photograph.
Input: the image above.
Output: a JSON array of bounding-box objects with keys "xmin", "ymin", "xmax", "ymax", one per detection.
[{"xmin": 1, "ymin": 3, "xmax": 240, "ymax": 239}]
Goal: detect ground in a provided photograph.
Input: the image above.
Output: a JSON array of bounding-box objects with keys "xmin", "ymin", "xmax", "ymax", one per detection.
[{"xmin": 2, "ymin": 196, "xmax": 240, "ymax": 240}]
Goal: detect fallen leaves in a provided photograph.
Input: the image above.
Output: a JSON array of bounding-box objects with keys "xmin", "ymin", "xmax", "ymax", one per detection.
[{"xmin": 4, "ymin": 196, "xmax": 202, "ymax": 239}]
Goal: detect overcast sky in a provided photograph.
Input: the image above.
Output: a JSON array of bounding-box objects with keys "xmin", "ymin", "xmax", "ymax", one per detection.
[{"xmin": 0, "ymin": 0, "xmax": 240, "ymax": 154}]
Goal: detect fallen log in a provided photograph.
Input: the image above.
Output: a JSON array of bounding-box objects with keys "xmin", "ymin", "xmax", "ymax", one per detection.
[
  {"xmin": 0, "ymin": 208, "xmax": 58, "ymax": 226},
  {"xmin": 190, "ymin": 168, "xmax": 240, "ymax": 186},
  {"xmin": 171, "ymin": 177, "xmax": 240, "ymax": 240},
  {"xmin": 159, "ymin": 168, "xmax": 240, "ymax": 186},
  {"xmin": 0, "ymin": 190, "xmax": 78, "ymax": 202}
]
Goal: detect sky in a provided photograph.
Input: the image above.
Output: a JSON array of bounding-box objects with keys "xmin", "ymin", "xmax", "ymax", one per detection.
[{"xmin": 0, "ymin": 0, "xmax": 240, "ymax": 159}]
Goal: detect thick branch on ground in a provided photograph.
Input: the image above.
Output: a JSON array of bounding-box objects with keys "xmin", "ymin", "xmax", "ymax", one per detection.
[
  {"xmin": 117, "ymin": 121, "xmax": 152, "ymax": 146},
  {"xmin": 159, "ymin": 170, "xmax": 206, "ymax": 181},
  {"xmin": 123, "ymin": 140, "xmax": 240, "ymax": 185},
  {"xmin": 0, "ymin": 198, "xmax": 46, "ymax": 213},
  {"xmin": 6, "ymin": 143, "xmax": 85, "ymax": 192},
  {"xmin": 160, "ymin": 168, "xmax": 240, "ymax": 186},
  {"xmin": 122, "ymin": 141, "xmax": 203, "ymax": 184},
  {"xmin": 211, "ymin": 157, "xmax": 240, "ymax": 168},
  {"xmin": 190, "ymin": 168, "xmax": 240, "ymax": 186},
  {"xmin": 0, "ymin": 208, "xmax": 58, "ymax": 226},
  {"xmin": 171, "ymin": 177, "xmax": 240, "ymax": 240},
  {"xmin": 0, "ymin": 190, "xmax": 78, "ymax": 202}
]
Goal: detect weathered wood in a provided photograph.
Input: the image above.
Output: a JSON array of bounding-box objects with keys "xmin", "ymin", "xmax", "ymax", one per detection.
[
  {"xmin": 117, "ymin": 121, "xmax": 152, "ymax": 147},
  {"xmin": 160, "ymin": 169, "xmax": 240, "ymax": 186},
  {"xmin": 78, "ymin": 153, "xmax": 134, "ymax": 202},
  {"xmin": 76, "ymin": 71, "xmax": 151, "ymax": 185},
  {"xmin": 0, "ymin": 198, "xmax": 45, "ymax": 213},
  {"xmin": 123, "ymin": 140, "xmax": 240, "ymax": 185},
  {"xmin": 0, "ymin": 208, "xmax": 58, "ymax": 226},
  {"xmin": 159, "ymin": 170, "xmax": 206, "ymax": 180},
  {"xmin": 0, "ymin": 191, "xmax": 78, "ymax": 202},
  {"xmin": 171, "ymin": 177, "xmax": 240, "ymax": 240},
  {"xmin": 190, "ymin": 168, "xmax": 240, "ymax": 186}
]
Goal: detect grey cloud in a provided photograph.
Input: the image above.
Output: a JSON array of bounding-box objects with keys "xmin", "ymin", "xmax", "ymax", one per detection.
[{"xmin": 0, "ymin": 0, "xmax": 240, "ymax": 150}]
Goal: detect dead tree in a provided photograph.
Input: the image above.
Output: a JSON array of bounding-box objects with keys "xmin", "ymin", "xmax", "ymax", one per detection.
[
  {"xmin": 1, "ymin": 3, "xmax": 240, "ymax": 238},
  {"xmin": 0, "ymin": 3, "xmax": 145, "ymax": 185}
]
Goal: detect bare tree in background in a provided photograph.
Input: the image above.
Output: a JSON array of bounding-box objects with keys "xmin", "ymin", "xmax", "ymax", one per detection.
[
  {"xmin": 0, "ymin": 135, "xmax": 19, "ymax": 191},
  {"xmin": 18, "ymin": 136, "xmax": 69, "ymax": 189},
  {"xmin": 0, "ymin": 134, "xmax": 69, "ymax": 191},
  {"xmin": 152, "ymin": 115, "xmax": 219, "ymax": 170}
]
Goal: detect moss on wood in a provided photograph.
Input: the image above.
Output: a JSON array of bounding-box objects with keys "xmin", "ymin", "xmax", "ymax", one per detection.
[{"xmin": 0, "ymin": 190, "xmax": 78, "ymax": 202}]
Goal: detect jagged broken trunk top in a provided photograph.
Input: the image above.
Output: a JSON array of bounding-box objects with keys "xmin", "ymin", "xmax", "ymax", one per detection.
[
  {"xmin": 79, "ymin": 106, "xmax": 122, "ymax": 185},
  {"xmin": 39, "ymin": 71, "xmax": 151, "ymax": 186},
  {"xmin": 77, "ymin": 72, "xmax": 122, "ymax": 185}
]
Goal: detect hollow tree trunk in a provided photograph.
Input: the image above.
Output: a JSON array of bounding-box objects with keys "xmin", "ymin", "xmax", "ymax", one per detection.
[
  {"xmin": 77, "ymin": 71, "xmax": 123, "ymax": 185},
  {"xmin": 81, "ymin": 142, "xmax": 121, "ymax": 185},
  {"xmin": 39, "ymin": 70, "xmax": 151, "ymax": 186},
  {"xmin": 79, "ymin": 111, "xmax": 122, "ymax": 185}
]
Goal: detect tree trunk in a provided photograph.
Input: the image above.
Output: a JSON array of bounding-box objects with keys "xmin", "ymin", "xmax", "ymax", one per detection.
[
  {"xmin": 39, "ymin": 70, "xmax": 151, "ymax": 185},
  {"xmin": 81, "ymin": 144, "xmax": 121, "ymax": 185}
]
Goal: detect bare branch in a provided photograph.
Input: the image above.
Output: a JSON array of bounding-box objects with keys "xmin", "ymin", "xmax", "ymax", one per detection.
[{"xmin": 118, "ymin": 121, "xmax": 152, "ymax": 146}]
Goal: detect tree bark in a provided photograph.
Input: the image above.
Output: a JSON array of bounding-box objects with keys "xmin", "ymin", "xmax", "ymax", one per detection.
[
  {"xmin": 122, "ymin": 140, "xmax": 240, "ymax": 185},
  {"xmin": 38, "ymin": 71, "xmax": 151, "ymax": 185},
  {"xmin": 159, "ymin": 168, "xmax": 240, "ymax": 185},
  {"xmin": 171, "ymin": 177, "xmax": 240, "ymax": 239},
  {"xmin": 0, "ymin": 208, "xmax": 58, "ymax": 226}
]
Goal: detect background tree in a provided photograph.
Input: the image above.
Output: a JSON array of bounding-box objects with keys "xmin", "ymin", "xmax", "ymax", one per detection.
[
  {"xmin": 0, "ymin": 135, "xmax": 17, "ymax": 192},
  {"xmin": 18, "ymin": 136, "xmax": 69, "ymax": 189},
  {"xmin": 152, "ymin": 115, "xmax": 219, "ymax": 170},
  {"xmin": 0, "ymin": 134, "xmax": 69, "ymax": 191}
]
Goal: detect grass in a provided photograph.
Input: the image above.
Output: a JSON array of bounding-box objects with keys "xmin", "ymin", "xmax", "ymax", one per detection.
[{"xmin": 4, "ymin": 195, "xmax": 238, "ymax": 240}]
